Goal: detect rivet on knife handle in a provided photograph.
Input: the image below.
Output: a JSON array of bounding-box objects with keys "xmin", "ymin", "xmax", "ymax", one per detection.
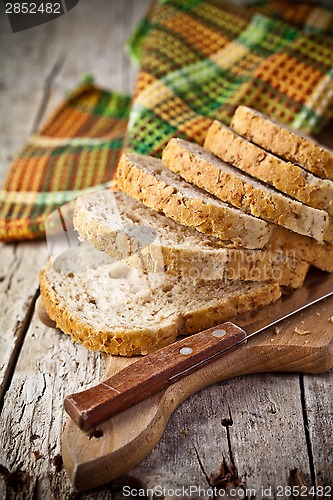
[{"xmin": 64, "ymin": 322, "xmax": 246, "ymax": 432}]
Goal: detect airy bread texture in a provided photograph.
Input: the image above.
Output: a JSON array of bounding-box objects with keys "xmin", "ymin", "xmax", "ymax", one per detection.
[
  {"xmin": 74, "ymin": 189, "xmax": 309, "ymax": 287},
  {"xmin": 205, "ymin": 120, "xmax": 333, "ymax": 215},
  {"xmin": 117, "ymin": 150, "xmax": 333, "ymax": 272},
  {"xmin": 116, "ymin": 152, "xmax": 273, "ymax": 249},
  {"xmin": 231, "ymin": 106, "xmax": 333, "ymax": 180},
  {"xmin": 163, "ymin": 138, "xmax": 330, "ymax": 243},
  {"xmin": 39, "ymin": 242, "xmax": 281, "ymax": 356}
]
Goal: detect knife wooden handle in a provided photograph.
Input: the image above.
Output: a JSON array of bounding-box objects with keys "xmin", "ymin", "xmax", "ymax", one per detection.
[
  {"xmin": 57, "ymin": 289, "xmax": 333, "ymax": 491},
  {"xmin": 64, "ymin": 322, "xmax": 246, "ymax": 431}
]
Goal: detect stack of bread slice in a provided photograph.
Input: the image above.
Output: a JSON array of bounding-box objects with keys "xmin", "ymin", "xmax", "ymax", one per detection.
[{"xmin": 40, "ymin": 106, "xmax": 333, "ymax": 356}]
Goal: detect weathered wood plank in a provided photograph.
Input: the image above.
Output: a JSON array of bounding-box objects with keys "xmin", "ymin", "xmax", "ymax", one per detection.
[
  {"xmin": 121, "ymin": 374, "xmax": 312, "ymax": 499},
  {"xmin": 0, "ymin": 0, "xmax": 150, "ymax": 182},
  {"xmin": 39, "ymin": 0, "xmax": 150, "ymax": 124},
  {"xmin": 304, "ymin": 370, "xmax": 333, "ymax": 489},
  {"xmin": 0, "ymin": 0, "xmax": 149, "ymax": 390},
  {"xmin": 0, "ymin": 15, "xmax": 64, "ymax": 184},
  {"xmin": 0, "ymin": 0, "xmax": 332, "ymax": 498},
  {"xmin": 222, "ymin": 374, "xmax": 312, "ymax": 496},
  {"xmin": 0, "ymin": 1, "xmax": 150, "ymax": 498},
  {"xmin": 0, "ymin": 311, "xmax": 107, "ymax": 500},
  {"xmin": 0, "ymin": 242, "xmax": 49, "ymax": 399}
]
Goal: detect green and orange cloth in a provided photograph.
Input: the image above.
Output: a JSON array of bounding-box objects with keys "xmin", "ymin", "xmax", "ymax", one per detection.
[
  {"xmin": 1, "ymin": 0, "xmax": 333, "ymax": 241},
  {"xmin": 0, "ymin": 83, "xmax": 130, "ymax": 240}
]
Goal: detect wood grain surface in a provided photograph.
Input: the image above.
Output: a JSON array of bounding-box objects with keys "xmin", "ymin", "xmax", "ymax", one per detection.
[
  {"xmin": 58, "ymin": 288, "xmax": 333, "ymax": 491},
  {"xmin": 64, "ymin": 323, "xmax": 247, "ymax": 431},
  {"xmin": 0, "ymin": 1, "xmax": 332, "ymax": 499}
]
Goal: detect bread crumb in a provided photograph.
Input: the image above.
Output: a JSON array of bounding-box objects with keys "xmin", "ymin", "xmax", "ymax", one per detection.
[
  {"xmin": 271, "ymin": 338, "xmax": 275, "ymax": 342},
  {"xmin": 316, "ymin": 312, "xmax": 321, "ymax": 316},
  {"xmin": 294, "ymin": 326, "xmax": 310, "ymax": 336},
  {"xmin": 305, "ymin": 340, "xmax": 309, "ymax": 344},
  {"xmin": 329, "ymin": 316, "xmax": 333, "ymax": 323},
  {"xmin": 274, "ymin": 327, "xmax": 280, "ymax": 335}
]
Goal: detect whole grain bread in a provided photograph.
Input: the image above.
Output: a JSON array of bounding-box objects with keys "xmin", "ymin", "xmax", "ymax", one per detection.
[
  {"xmin": 117, "ymin": 151, "xmax": 333, "ymax": 271},
  {"xmin": 163, "ymin": 137, "xmax": 330, "ymax": 243},
  {"xmin": 74, "ymin": 189, "xmax": 309, "ymax": 287},
  {"xmin": 116, "ymin": 152, "xmax": 273, "ymax": 249},
  {"xmin": 204, "ymin": 120, "xmax": 333, "ymax": 215},
  {"xmin": 231, "ymin": 106, "xmax": 333, "ymax": 180},
  {"xmin": 39, "ymin": 242, "xmax": 281, "ymax": 356},
  {"xmin": 264, "ymin": 225, "xmax": 333, "ymax": 272}
]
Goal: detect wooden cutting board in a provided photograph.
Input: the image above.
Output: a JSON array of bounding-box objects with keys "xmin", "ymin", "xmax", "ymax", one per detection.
[{"xmin": 37, "ymin": 290, "xmax": 333, "ymax": 491}]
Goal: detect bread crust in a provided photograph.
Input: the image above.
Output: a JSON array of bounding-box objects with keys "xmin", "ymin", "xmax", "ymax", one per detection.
[
  {"xmin": 163, "ymin": 137, "xmax": 330, "ymax": 243},
  {"xmin": 265, "ymin": 224, "xmax": 333, "ymax": 272},
  {"xmin": 39, "ymin": 266, "xmax": 178, "ymax": 356},
  {"xmin": 116, "ymin": 150, "xmax": 333, "ymax": 271},
  {"xmin": 206, "ymin": 120, "xmax": 333, "ymax": 215},
  {"xmin": 39, "ymin": 256, "xmax": 281, "ymax": 356},
  {"xmin": 74, "ymin": 190, "xmax": 309, "ymax": 288},
  {"xmin": 116, "ymin": 153, "xmax": 272, "ymax": 249},
  {"xmin": 231, "ymin": 106, "xmax": 333, "ymax": 180}
]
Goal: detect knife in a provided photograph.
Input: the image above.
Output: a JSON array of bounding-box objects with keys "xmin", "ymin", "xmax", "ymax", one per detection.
[{"xmin": 64, "ymin": 269, "xmax": 333, "ymax": 432}]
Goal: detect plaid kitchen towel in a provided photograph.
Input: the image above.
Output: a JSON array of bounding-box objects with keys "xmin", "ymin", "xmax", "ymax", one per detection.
[
  {"xmin": 1, "ymin": 0, "xmax": 333, "ymax": 241},
  {"xmin": 0, "ymin": 82, "xmax": 131, "ymax": 240},
  {"xmin": 127, "ymin": 0, "xmax": 333, "ymax": 66},
  {"xmin": 125, "ymin": 0, "xmax": 333, "ymax": 156}
]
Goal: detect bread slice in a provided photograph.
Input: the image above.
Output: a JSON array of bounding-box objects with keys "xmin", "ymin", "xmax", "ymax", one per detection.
[
  {"xmin": 231, "ymin": 106, "xmax": 333, "ymax": 180},
  {"xmin": 74, "ymin": 189, "xmax": 309, "ymax": 287},
  {"xmin": 39, "ymin": 242, "xmax": 281, "ymax": 356},
  {"xmin": 163, "ymin": 138, "xmax": 330, "ymax": 243},
  {"xmin": 204, "ymin": 120, "xmax": 333, "ymax": 216},
  {"xmin": 117, "ymin": 150, "xmax": 333, "ymax": 272},
  {"xmin": 264, "ymin": 225, "xmax": 333, "ymax": 272},
  {"xmin": 116, "ymin": 152, "xmax": 273, "ymax": 250}
]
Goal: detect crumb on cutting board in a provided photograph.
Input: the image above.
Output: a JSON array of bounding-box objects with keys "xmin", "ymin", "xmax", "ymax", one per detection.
[
  {"xmin": 294, "ymin": 326, "xmax": 310, "ymax": 336},
  {"xmin": 329, "ymin": 315, "xmax": 333, "ymax": 323}
]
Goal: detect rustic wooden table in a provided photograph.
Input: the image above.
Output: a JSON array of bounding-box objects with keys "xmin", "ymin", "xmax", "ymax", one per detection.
[{"xmin": 0, "ymin": 1, "xmax": 332, "ymax": 499}]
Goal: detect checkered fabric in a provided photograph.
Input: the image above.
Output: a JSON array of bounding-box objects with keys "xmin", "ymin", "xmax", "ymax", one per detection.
[
  {"xmin": 0, "ymin": 82, "xmax": 131, "ymax": 241},
  {"xmin": 127, "ymin": 1, "xmax": 333, "ymax": 67},
  {"xmin": 1, "ymin": 0, "xmax": 333, "ymax": 241},
  {"xmin": 125, "ymin": 0, "xmax": 333, "ymax": 156}
]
